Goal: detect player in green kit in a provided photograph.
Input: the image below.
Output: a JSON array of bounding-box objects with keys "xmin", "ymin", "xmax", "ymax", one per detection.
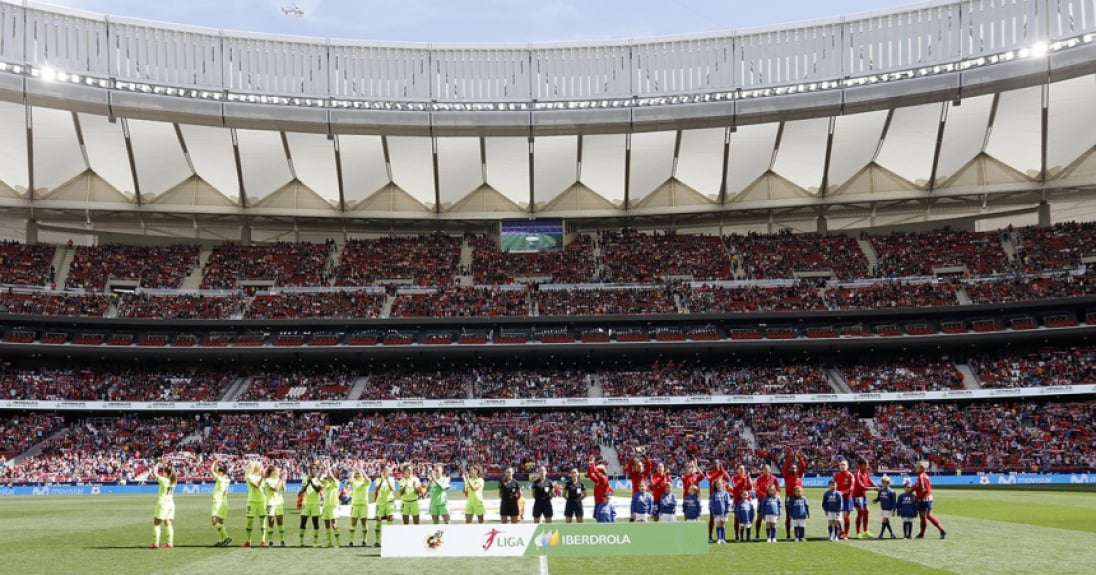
[
  {"xmin": 399, "ymin": 463, "xmax": 422, "ymax": 525},
  {"xmin": 243, "ymin": 460, "xmax": 268, "ymax": 547},
  {"xmin": 298, "ymin": 463, "xmax": 323, "ymax": 547},
  {"xmin": 209, "ymin": 459, "xmax": 232, "ymax": 547},
  {"xmin": 372, "ymin": 464, "xmax": 396, "ymax": 548},
  {"xmin": 321, "ymin": 463, "xmax": 343, "ymax": 548},
  {"xmin": 149, "ymin": 460, "xmax": 177, "ymax": 549},
  {"xmin": 347, "ymin": 467, "xmax": 371, "ymax": 547},
  {"xmin": 427, "ymin": 463, "xmax": 451, "ymax": 524},
  {"xmin": 264, "ymin": 465, "xmax": 287, "ymax": 547},
  {"xmin": 463, "ymin": 465, "xmax": 486, "ymax": 524}
]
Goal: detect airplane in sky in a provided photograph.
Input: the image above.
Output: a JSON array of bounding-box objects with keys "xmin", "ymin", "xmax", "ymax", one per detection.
[{"xmin": 280, "ymin": 3, "xmax": 304, "ymax": 17}]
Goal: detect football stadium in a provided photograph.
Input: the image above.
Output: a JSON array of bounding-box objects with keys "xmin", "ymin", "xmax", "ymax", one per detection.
[{"xmin": 1, "ymin": 0, "xmax": 1095, "ymax": 573}]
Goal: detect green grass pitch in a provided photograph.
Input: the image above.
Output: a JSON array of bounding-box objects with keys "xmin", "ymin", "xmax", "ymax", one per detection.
[
  {"xmin": 2, "ymin": 488, "xmax": 1094, "ymax": 574},
  {"xmin": 500, "ymin": 232, "xmax": 561, "ymax": 253}
]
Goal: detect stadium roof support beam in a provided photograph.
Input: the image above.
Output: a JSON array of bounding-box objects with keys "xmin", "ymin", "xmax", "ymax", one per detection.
[
  {"xmin": 280, "ymin": 132, "xmax": 297, "ymax": 181},
  {"xmin": 333, "ymin": 135, "xmax": 346, "ymax": 212},
  {"xmin": 70, "ymin": 112, "xmax": 91, "ymax": 171},
  {"xmin": 982, "ymin": 93, "xmax": 1001, "ymax": 153},
  {"xmin": 928, "ymin": 102, "xmax": 949, "ymax": 192},
  {"xmin": 230, "ymin": 129, "xmax": 246, "ymax": 208},
  {"xmin": 430, "ymin": 132, "xmax": 441, "ymax": 215},
  {"xmin": 717, "ymin": 126, "xmax": 732, "ymax": 206},
  {"xmin": 1040, "ymin": 83, "xmax": 1049, "ymax": 184},
  {"xmin": 527, "ymin": 135, "xmax": 535, "ymax": 215},
  {"xmin": 623, "ymin": 132, "xmax": 632, "ymax": 210},
  {"xmin": 872, "ymin": 109, "xmax": 894, "ymax": 163},
  {"xmin": 121, "ymin": 118, "xmax": 142, "ymax": 206},
  {"xmin": 769, "ymin": 122, "xmax": 784, "ymax": 171},
  {"xmin": 173, "ymin": 123, "xmax": 196, "ymax": 174},
  {"xmin": 820, "ymin": 116, "xmax": 836, "ymax": 198},
  {"xmin": 25, "ymin": 100, "xmax": 34, "ymax": 203}
]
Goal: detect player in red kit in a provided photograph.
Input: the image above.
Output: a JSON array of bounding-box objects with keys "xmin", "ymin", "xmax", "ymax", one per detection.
[
  {"xmin": 587, "ymin": 456, "xmax": 614, "ymax": 523},
  {"xmin": 681, "ymin": 459, "xmax": 705, "ymax": 500},
  {"xmin": 852, "ymin": 457, "xmax": 879, "ymax": 538},
  {"xmin": 648, "ymin": 462, "xmax": 671, "ymax": 521},
  {"xmin": 752, "ymin": 463, "xmax": 780, "ymax": 539},
  {"xmin": 729, "ymin": 464, "xmax": 753, "ymax": 542},
  {"xmin": 912, "ymin": 461, "xmax": 946, "ymax": 539},
  {"xmin": 782, "ymin": 448, "xmax": 806, "ymax": 540},
  {"xmin": 833, "ymin": 459, "xmax": 855, "ymax": 540},
  {"xmin": 706, "ymin": 459, "xmax": 731, "ymax": 542},
  {"xmin": 623, "ymin": 448, "xmax": 653, "ymax": 497}
]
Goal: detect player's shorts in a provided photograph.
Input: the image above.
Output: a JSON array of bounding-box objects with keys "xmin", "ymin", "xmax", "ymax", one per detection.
[
  {"xmin": 351, "ymin": 504, "xmax": 368, "ymax": 519},
  {"xmin": 564, "ymin": 500, "xmax": 584, "ymax": 518},
  {"xmin": 917, "ymin": 499, "xmax": 934, "ymax": 512},
  {"xmin": 322, "ymin": 504, "xmax": 339, "ymax": 521},
  {"xmin": 532, "ymin": 500, "xmax": 553, "ymax": 519},
  {"xmin": 401, "ymin": 499, "xmax": 420, "ymax": 516},
  {"xmin": 246, "ymin": 501, "xmax": 266, "ymax": 517},
  {"xmin": 764, "ymin": 514, "xmax": 779, "ymax": 524},
  {"xmin": 841, "ymin": 498, "xmax": 854, "ymax": 513},
  {"xmin": 853, "ymin": 496, "xmax": 869, "ymax": 509},
  {"xmin": 880, "ymin": 510, "xmax": 893, "ymax": 518},
  {"xmin": 266, "ymin": 504, "xmax": 285, "ymax": 517},
  {"xmin": 429, "ymin": 502, "xmax": 449, "ymax": 516},
  {"xmin": 465, "ymin": 499, "xmax": 485, "ymax": 516},
  {"xmin": 902, "ymin": 517, "xmax": 915, "ymax": 524},
  {"xmin": 791, "ymin": 519, "xmax": 807, "ymax": 528},
  {"xmin": 375, "ymin": 502, "xmax": 395, "ymax": 519},
  {"xmin": 499, "ymin": 499, "xmax": 520, "ymax": 518},
  {"xmin": 660, "ymin": 513, "xmax": 676, "ymax": 522},
  {"xmin": 211, "ymin": 500, "xmax": 228, "ymax": 520},
  {"xmin": 300, "ymin": 502, "xmax": 321, "ymax": 517},
  {"xmin": 154, "ymin": 500, "xmax": 175, "ymax": 521},
  {"xmin": 633, "ymin": 514, "xmax": 649, "ymax": 522},
  {"xmin": 826, "ymin": 512, "xmax": 841, "ymax": 521},
  {"xmin": 710, "ymin": 513, "xmax": 728, "ymax": 523}
]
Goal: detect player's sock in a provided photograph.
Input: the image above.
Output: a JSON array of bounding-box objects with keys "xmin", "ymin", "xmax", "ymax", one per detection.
[
  {"xmin": 716, "ymin": 526, "xmax": 724, "ymax": 541},
  {"xmin": 245, "ymin": 517, "xmax": 254, "ymax": 543},
  {"xmin": 843, "ymin": 516, "xmax": 850, "ymax": 537},
  {"xmin": 879, "ymin": 524, "xmax": 886, "ymax": 539},
  {"xmin": 299, "ymin": 529, "xmax": 305, "ymax": 545},
  {"xmin": 863, "ymin": 509, "xmax": 870, "ymax": 534},
  {"xmin": 279, "ymin": 526, "xmax": 285, "ymax": 542},
  {"xmin": 785, "ymin": 516, "xmax": 791, "ymax": 539},
  {"xmin": 334, "ymin": 529, "xmax": 341, "ymax": 546},
  {"xmin": 166, "ymin": 524, "xmax": 174, "ymax": 546},
  {"xmin": 216, "ymin": 523, "xmax": 228, "ymax": 542},
  {"xmin": 153, "ymin": 524, "xmax": 162, "ymax": 545},
  {"xmin": 261, "ymin": 522, "xmax": 268, "ymax": 544},
  {"xmin": 350, "ymin": 526, "xmax": 356, "ymax": 542},
  {"xmin": 927, "ymin": 514, "xmax": 943, "ymax": 531},
  {"xmin": 708, "ymin": 517, "xmax": 714, "ymax": 540},
  {"xmin": 375, "ymin": 523, "xmax": 382, "ymax": 545}
]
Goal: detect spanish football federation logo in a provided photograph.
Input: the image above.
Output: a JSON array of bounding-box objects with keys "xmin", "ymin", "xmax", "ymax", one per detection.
[
  {"xmin": 424, "ymin": 530, "xmax": 444, "ymax": 550},
  {"xmin": 534, "ymin": 530, "xmax": 561, "ymax": 548}
]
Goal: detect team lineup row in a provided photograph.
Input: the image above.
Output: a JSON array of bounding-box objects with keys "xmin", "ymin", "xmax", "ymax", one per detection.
[{"xmin": 144, "ymin": 448, "xmax": 945, "ymax": 549}]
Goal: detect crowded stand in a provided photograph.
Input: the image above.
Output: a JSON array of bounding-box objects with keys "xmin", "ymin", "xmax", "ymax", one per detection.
[
  {"xmin": 357, "ymin": 367, "xmax": 470, "ymax": 400},
  {"xmin": 116, "ymin": 293, "xmax": 246, "ymax": 320},
  {"xmin": 0, "ymin": 291, "xmax": 110, "ymax": 317},
  {"xmin": 106, "ymin": 367, "xmax": 239, "ymax": 402},
  {"xmin": 0, "ymin": 412, "xmax": 66, "ymax": 459},
  {"xmin": 534, "ymin": 286, "xmax": 677, "ymax": 316},
  {"xmin": 472, "ymin": 366, "xmax": 589, "ymax": 399},
  {"xmin": 750, "ymin": 405, "xmax": 899, "ymax": 470},
  {"xmin": 840, "ymin": 355, "xmax": 965, "ymax": 392},
  {"xmin": 727, "ymin": 231, "xmax": 868, "ymax": 280},
  {"xmin": 237, "ymin": 366, "xmax": 355, "ymax": 401},
  {"xmin": 963, "ymin": 272, "xmax": 1096, "ymax": 304},
  {"xmin": 1014, "ymin": 221, "xmax": 1096, "ymax": 272},
  {"xmin": 708, "ymin": 363, "xmax": 832, "ymax": 395},
  {"xmin": 0, "ymin": 366, "xmax": 120, "ymax": 400},
  {"xmin": 874, "ymin": 401, "xmax": 1096, "ymax": 473},
  {"xmin": 4, "ymin": 414, "xmax": 201, "ymax": 483},
  {"xmin": 599, "ymin": 229, "xmax": 732, "ymax": 282},
  {"xmin": 65, "ymin": 244, "xmax": 200, "ymax": 290},
  {"xmin": 967, "ymin": 346, "xmax": 1096, "ymax": 388},
  {"xmin": 389, "ymin": 287, "xmax": 529, "ymax": 318},
  {"xmin": 680, "ymin": 282, "xmax": 827, "ymax": 313},
  {"xmin": 825, "ymin": 280, "xmax": 959, "ymax": 309},
  {"xmin": 0, "ymin": 242, "xmax": 56, "ymax": 286},
  {"xmin": 459, "ymin": 410, "xmax": 607, "ymax": 475},
  {"xmin": 469, "ymin": 234, "xmax": 597, "ymax": 284},
  {"xmin": 597, "ymin": 361, "xmax": 713, "ymax": 396},
  {"xmin": 333, "ymin": 234, "xmax": 461, "ymax": 287},
  {"xmin": 870, "ymin": 229, "xmax": 1012, "ymax": 277},
  {"xmin": 609, "ymin": 407, "xmax": 752, "ymax": 472},
  {"xmin": 201, "ymin": 241, "xmax": 333, "ymax": 289},
  {"xmin": 245, "ymin": 290, "xmax": 385, "ymax": 320}
]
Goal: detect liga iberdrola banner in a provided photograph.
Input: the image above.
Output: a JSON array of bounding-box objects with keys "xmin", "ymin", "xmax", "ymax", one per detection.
[{"xmin": 381, "ymin": 522, "xmax": 707, "ymax": 558}]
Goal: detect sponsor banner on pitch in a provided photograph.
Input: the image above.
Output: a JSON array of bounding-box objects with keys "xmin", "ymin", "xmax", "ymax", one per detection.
[{"xmin": 380, "ymin": 522, "xmax": 706, "ymax": 558}]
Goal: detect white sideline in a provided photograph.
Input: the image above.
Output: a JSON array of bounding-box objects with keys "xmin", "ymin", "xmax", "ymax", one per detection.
[{"xmin": 539, "ymin": 555, "xmax": 549, "ymax": 575}]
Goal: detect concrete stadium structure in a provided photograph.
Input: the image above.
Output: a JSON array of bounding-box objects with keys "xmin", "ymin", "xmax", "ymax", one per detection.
[{"xmin": 0, "ymin": 0, "xmax": 1094, "ymax": 242}]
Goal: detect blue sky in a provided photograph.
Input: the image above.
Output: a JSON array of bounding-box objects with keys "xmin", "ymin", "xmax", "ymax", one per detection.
[{"xmin": 47, "ymin": 0, "xmax": 917, "ymax": 42}]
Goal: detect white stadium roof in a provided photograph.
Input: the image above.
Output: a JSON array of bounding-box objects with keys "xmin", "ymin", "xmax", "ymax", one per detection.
[{"xmin": 0, "ymin": 0, "xmax": 1095, "ymax": 240}]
